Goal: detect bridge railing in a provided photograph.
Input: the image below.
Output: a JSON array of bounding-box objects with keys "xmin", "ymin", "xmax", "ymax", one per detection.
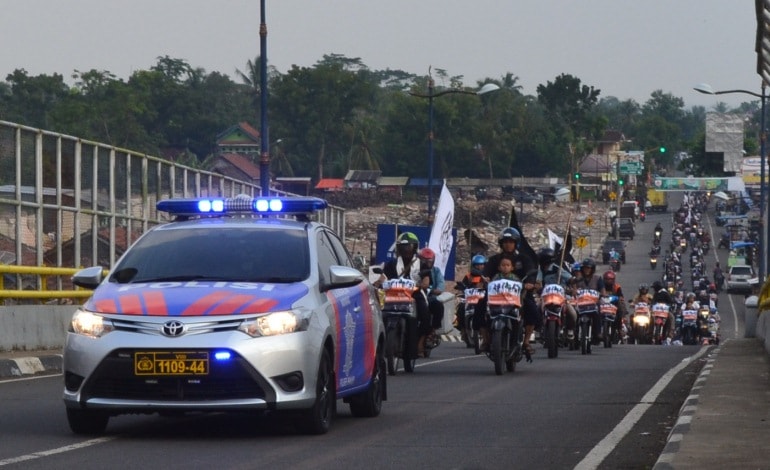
[{"xmin": 0, "ymin": 120, "xmax": 344, "ymax": 302}]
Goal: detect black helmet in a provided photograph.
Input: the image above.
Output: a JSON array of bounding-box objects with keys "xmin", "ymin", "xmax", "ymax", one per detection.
[
  {"xmin": 639, "ymin": 283, "xmax": 648, "ymax": 292},
  {"xmin": 652, "ymin": 280, "xmax": 663, "ymax": 291},
  {"xmin": 581, "ymin": 258, "xmax": 596, "ymax": 271},
  {"xmin": 498, "ymin": 227, "xmax": 521, "ymax": 246},
  {"xmin": 537, "ymin": 247, "xmax": 555, "ymax": 266}
]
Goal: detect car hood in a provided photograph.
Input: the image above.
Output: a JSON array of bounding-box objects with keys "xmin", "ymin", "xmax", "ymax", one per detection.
[{"xmin": 84, "ymin": 281, "xmax": 310, "ymax": 316}]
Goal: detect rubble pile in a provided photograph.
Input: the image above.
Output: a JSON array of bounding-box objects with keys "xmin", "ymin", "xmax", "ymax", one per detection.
[{"xmin": 341, "ymin": 195, "xmax": 615, "ymax": 281}]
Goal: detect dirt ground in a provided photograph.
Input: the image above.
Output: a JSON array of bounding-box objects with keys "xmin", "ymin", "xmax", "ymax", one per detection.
[{"xmin": 336, "ymin": 190, "xmax": 615, "ymax": 282}]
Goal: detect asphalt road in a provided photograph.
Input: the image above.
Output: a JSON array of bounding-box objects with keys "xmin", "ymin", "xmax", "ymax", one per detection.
[{"xmin": 0, "ymin": 196, "xmax": 742, "ymax": 470}]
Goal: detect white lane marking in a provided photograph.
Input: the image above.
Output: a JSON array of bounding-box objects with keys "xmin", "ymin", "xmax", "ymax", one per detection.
[
  {"xmin": 0, "ymin": 373, "xmax": 62, "ymax": 384},
  {"xmin": 0, "ymin": 437, "xmax": 116, "ymax": 466},
  {"xmin": 573, "ymin": 346, "xmax": 710, "ymax": 470}
]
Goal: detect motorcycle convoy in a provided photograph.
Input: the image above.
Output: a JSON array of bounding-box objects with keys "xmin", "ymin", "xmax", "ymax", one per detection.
[{"xmin": 374, "ymin": 192, "xmax": 724, "ymax": 376}]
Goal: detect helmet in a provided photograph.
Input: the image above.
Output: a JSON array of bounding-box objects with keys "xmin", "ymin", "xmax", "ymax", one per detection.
[
  {"xmin": 498, "ymin": 227, "xmax": 521, "ymax": 246},
  {"xmin": 572, "ymin": 262, "xmax": 582, "ymax": 272},
  {"xmin": 603, "ymin": 271, "xmax": 616, "ymax": 282},
  {"xmin": 581, "ymin": 258, "xmax": 596, "ymax": 271},
  {"xmin": 397, "ymin": 232, "xmax": 419, "ymax": 247},
  {"xmin": 537, "ymin": 247, "xmax": 555, "ymax": 266},
  {"xmin": 471, "ymin": 254, "xmax": 487, "ymax": 265},
  {"xmin": 639, "ymin": 283, "xmax": 648, "ymax": 292},
  {"xmin": 418, "ymin": 247, "xmax": 435, "ymax": 260},
  {"xmin": 652, "ymin": 280, "xmax": 663, "ymax": 291}
]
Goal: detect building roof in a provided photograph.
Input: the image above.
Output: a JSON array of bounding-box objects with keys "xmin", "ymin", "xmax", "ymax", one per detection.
[
  {"xmin": 315, "ymin": 178, "xmax": 345, "ymax": 190},
  {"xmin": 344, "ymin": 170, "xmax": 381, "ymax": 182},
  {"xmin": 377, "ymin": 176, "xmax": 409, "ymax": 186},
  {"xmin": 215, "ymin": 153, "xmax": 261, "ymax": 180},
  {"xmin": 215, "ymin": 122, "xmax": 260, "ymax": 146}
]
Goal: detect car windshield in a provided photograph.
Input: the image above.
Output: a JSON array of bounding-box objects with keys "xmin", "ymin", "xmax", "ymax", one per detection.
[
  {"xmin": 109, "ymin": 226, "xmax": 310, "ymax": 284},
  {"xmin": 731, "ymin": 266, "xmax": 753, "ymax": 276}
]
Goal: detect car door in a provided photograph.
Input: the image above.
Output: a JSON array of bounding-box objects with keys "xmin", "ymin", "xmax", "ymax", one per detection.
[{"xmin": 316, "ymin": 229, "xmax": 376, "ymax": 394}]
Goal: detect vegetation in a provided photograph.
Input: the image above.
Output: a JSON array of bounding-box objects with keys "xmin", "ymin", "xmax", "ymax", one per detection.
[{"xmin": 0, "ymin": 54, "xmax": 762, "ymax": 179}]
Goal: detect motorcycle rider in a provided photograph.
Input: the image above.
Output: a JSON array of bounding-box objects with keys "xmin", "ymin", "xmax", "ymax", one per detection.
[
  {"xmin": 482, "ymin": 227, "xmax": 540, "ymax": 356},
  {"xmin": 712, "ymin": 262, "xmax": 724, "ymax": 292},
  {"xmin": 536, "ymin": 248, "xmax": 577, "ymax": 341},
  {"xmin": 573, "ymin": 258, "xmax": 605, "ymax": 343},
  {"xmin": 601, "ymin": 270, "xmax": 628, "ymax": 337},
  {"xmin": 417, "ymin": 247, "xmax": 446, "ymax": 334},
  {"xmin": 454, "ymin": 254, "xmax": 489, "ymax": 340},
  {"xmin": 651, "ymin": 280, "xmax": 675, "ymax": 340}
]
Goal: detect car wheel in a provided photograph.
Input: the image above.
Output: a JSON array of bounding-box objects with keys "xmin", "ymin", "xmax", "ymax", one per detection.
[
  {"xmin": 66, "ymin": 408, "xmax": 109, "ymax": 435},
  {"xmin": 348, "ymin": 341, "xmax": 386, "ymax": 418},
  {"xmin": 297, "ymin": 349, "xmax": 335, "ymax": 434}
]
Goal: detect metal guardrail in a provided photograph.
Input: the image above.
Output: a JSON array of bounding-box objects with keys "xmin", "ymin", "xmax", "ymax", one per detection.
[{"xmin": 0, "ymin": 265, "xmax": 101, "ymax": 300}]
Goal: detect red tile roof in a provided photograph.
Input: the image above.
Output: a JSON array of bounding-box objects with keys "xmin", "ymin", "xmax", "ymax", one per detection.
[
  {"xmin": 315, "ymin": 178, "xmax": 345, "ymax": 190},
  {"xmin": 218, "ymin": 153, "xmax": 262, "ymax": 179}
]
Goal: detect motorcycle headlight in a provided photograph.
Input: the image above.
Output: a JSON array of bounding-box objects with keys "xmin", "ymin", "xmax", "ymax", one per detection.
[
  {"xmin": 238, "ymin": 310, "xmax": 309, "ymax": 337},
  {"xmin": 70, "ymin": 309, "xmax": 115, "ymax": 338},
  {"xmin": 634, "ymin": 315, "xmax": 650, "ymax": 326}
]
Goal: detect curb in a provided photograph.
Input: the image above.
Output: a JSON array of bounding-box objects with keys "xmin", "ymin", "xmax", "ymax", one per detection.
[
  {"xmin": 652, "ymin": 344, "xmax": 721, "ymax": 469},
  {"xmin": 0, "ymin": 355, "xmax": 63, "ymax": 379}
]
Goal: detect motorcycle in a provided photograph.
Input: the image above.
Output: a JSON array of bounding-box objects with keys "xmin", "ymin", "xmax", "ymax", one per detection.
[
  {"xmin": 654, "ymin": 228, "xmax": 662, "ymax": 243},
  {"xmin": 639, "ymin": 210, "xmax": 646, "ymax": 222},
  {"xmin": 632, "ymin": 302, "xmax": 652, "ymax": 344},
  {"xmin": 651, "ymin": 303, "xmax": 670, "ymax": 344},
  {"xmin": 379, "ymin": 277, "xmax": 419, "ymax": 375},
  {"xmin": 461, "ymin": 287, "xmax": 485, "ymax": 352},
  {"xmin": 609, "ymin": 257, "xmax": 621, "ymax": 272},
  {"xmin": 698, "ymin": 305, "xmax": 711, "ymax": 343},
  {"xmin": 541, "ymin": 284, "xmax": 566, "ymax": 359},
  {"xmin": 650, "ymin": 255, "xmax": 657, "ymax": 270},
  {"xmin": 680, "ymin": 308, "xmax": 699, "ymax": 345},
  {"xmin": 486, "ymin": 278, "xmax": 526, "ymax": 375},
  {"xmin": 600, "ymin": 295, "xmax": 618, "ymax": 348},
  {"xmin": 575, "ymin": 288, "xmax": 600, "ymax": 355}
]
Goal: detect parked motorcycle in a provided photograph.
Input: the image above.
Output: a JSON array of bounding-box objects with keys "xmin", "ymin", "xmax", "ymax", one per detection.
[
  {"xmin": 600, "ymin": 295, "xmax": 618, "ymax": 348},
  {"xmin": 680, "ymin": 308, "xmax": 699, "ymax": 345},
  {"xmin": 575, "ymin": 288, "xmax": 600, "ymax": 355},
  {"xmin": 651, "ymin": 303, "xmax": 670, "ymax": 344},
  {"xmin": 541, "ymin": 284, "xmax": 566, "ymax": 359},
  {"xmin": 486, "ymin": 278, "xmax": 526, "ymax": 375},
  {"xmin": 632, "ymin": 302, "xmax": 652, "ymax": 344},
  {"xmin": 379, "ymin": 277, "xmax": 418, "ymax": 375}
]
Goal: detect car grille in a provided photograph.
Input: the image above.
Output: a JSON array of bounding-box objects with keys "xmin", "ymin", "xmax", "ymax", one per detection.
[{"xmin": 82, "ymin": 349, "xmax": 274, "ymax": 402}]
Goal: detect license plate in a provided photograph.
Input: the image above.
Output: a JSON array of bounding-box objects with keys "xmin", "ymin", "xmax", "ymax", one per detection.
[{"xmin": 134, "ymin": 351, "xmax": 209, "ymax": 376}]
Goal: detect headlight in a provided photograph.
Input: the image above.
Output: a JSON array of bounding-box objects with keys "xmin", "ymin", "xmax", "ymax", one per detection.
[
  {"xmin": 238, "ymin": 310, "xmax": 308, "ymax": 337},
  {"xmin": 634, "ymin": 315, "xmax": 650, "ymax": 326},
  {"xmin": 70, "ymin": 310, "xmax": 114, "ymax": 338}
]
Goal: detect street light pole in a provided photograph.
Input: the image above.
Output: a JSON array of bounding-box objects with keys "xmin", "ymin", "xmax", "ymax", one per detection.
[
  {"xmin": 409, "ymin": 74, "xmax": 499, "ymax": 222},
  {"xmin": 694, "ymin": 82, "xmax": 767, "ymax": 281},
  {"xmin": 259, "ymin": 0, "xmax": 270, "ymax": 196}
]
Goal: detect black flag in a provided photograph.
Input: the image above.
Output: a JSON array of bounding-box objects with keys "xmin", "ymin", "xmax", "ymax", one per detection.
[
  {"xmin": 554, "ymin": 226, "xmax": 576, "ymax": 268},
  {"xmin": 508, "ymin": 204, "xmax": 538, "ymax": 269}
]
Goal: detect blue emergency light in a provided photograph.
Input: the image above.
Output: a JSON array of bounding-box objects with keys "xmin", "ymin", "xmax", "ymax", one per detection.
[{"xmin": 157, "ymin": 196, "xmax": 328, "ymax": 216}]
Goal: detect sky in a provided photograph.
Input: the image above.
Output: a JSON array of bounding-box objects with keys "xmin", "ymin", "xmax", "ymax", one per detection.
[{"xmin": 1, "ymin": 0, "xmax": 762, "ymax": 109}]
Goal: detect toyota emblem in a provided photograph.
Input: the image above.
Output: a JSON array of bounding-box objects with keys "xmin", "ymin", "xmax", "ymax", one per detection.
[{"xmin": 162, "ymin": 320, "xmax": 186, "ymax": 337}]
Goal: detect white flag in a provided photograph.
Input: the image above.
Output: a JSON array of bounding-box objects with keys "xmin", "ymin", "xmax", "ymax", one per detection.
[
  {"xmin": 547, "ymin": 229, "xmax": 563, "ymax": 251},
  {"xmin": 428, "ymin": 182, "xmax": 455, "ymax": 275}
]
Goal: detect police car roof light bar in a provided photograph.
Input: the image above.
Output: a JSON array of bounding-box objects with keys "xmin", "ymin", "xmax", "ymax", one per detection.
[{"xmin": 157, "ymin": 196, "xmax": 328, "ymax": 216}]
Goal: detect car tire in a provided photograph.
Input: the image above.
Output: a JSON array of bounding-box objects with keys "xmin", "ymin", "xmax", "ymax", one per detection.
[
  {"xmin": 297, "ymin": 349, "xmax": 335, "ymax": 435},
  {"xmin": 66, "ymin": 408, "xmax": 109, "ymax": 435},
  {"xmin": 348, "ymin": 341, "xmax": 386, "ymax": 418}
]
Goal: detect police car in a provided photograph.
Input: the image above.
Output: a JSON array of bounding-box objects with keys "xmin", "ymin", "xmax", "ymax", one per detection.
[{"xmin": 63, "ymin": 196, "xmax": 386, "ymax": 435}]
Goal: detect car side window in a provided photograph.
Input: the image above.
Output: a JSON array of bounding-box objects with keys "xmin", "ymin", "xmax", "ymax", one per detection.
[
  {"xmin": 324, "ymin": 230, "xmax": 354, "ymax": 268},
  {"xmin": 316, "ymin": 231, "xmax": 340, "ymax": 286}
]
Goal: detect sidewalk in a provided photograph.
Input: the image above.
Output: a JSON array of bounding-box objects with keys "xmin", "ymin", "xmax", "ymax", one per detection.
[{"xmin": 654, "ymin": 338, "xmax": 770, "ymax": 469}]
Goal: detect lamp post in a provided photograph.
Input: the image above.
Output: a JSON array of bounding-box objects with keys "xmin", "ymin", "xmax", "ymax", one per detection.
[
  {"xmin": 409, "ymin": 74, "xmax": 499, "ymax": 222},
  {"xmin": 694, "ymin": 82, "xmax": 767, "ymax": 281},
  {"xmin": 259, "ymin": 0, "xmax": 270, "ymax": 196}
]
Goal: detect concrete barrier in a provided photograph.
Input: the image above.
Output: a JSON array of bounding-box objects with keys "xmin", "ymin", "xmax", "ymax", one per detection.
[
  {"xmin": 0, "ymin": 306, "xmax": 76, "ymax": 352},
  {"xmin": 745, "ymin": 295, "xmax": 759, "ymax": 338},
  {"xmin": 758, "ymin": 310, "xmax": 770, "ymax": 355}
]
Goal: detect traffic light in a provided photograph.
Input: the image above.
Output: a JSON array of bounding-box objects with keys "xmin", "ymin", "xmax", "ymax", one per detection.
[
  {"xmin": 659, "ymin": 147, "xmax": 666, "ymax": 153},
  {"xmin": 574, "ymin": 172, "xmax": 581, "ymax": 180},
  {"xmin": 618, "ymin": 178, "xmax": 624, "ymax": 186}
]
